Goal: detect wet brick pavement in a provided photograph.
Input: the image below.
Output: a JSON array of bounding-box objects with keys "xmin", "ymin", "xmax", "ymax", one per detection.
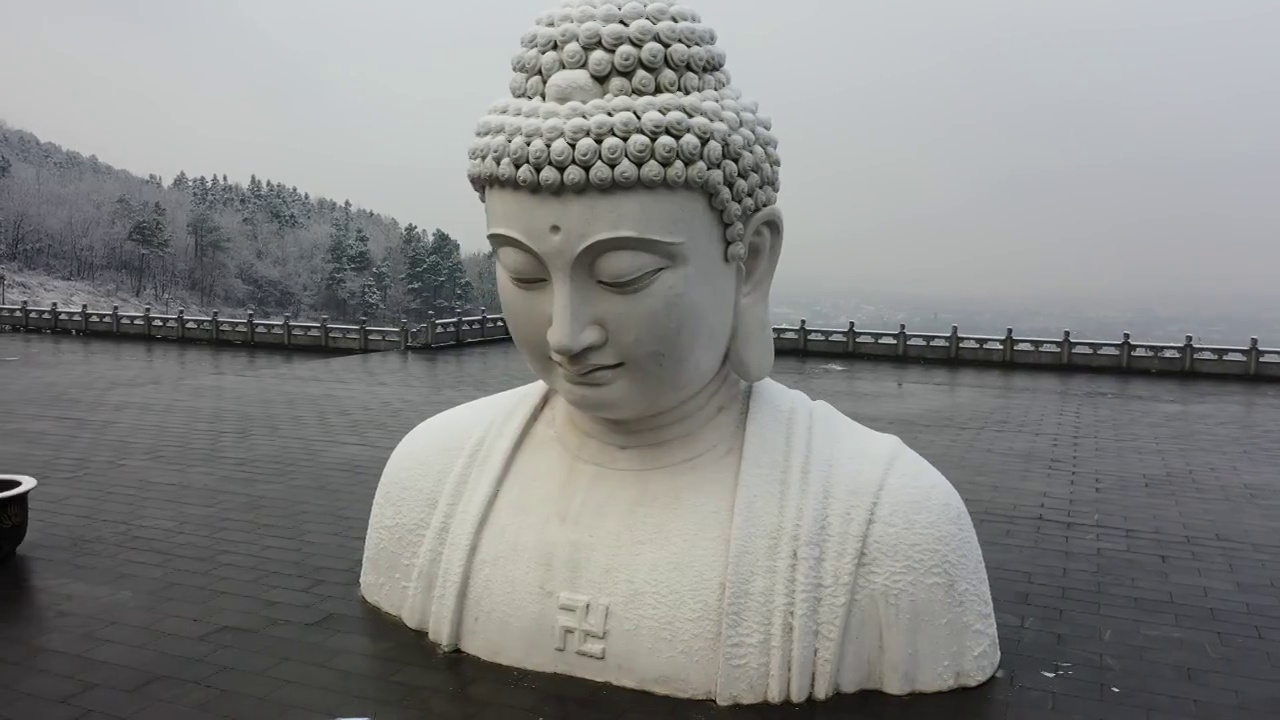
[{"xmin": 1, "ymin": 332, "xmax": 1279, "ymax": 720}]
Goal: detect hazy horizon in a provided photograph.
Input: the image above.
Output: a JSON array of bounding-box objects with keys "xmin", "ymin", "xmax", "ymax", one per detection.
[{"xmin": 3, "ymin": 0, "xmax": 1278, "ymax": 311}]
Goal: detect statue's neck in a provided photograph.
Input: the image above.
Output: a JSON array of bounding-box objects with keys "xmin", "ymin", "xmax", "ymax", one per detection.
[{"xmin": 550, "ymin": 364, "xmax": 748, "ymax": 470}]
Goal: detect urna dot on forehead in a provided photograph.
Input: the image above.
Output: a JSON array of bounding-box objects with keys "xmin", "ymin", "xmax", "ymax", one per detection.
[{"xmin": 467, "ymin": 0, "xmax": 781, "ymax": 248}]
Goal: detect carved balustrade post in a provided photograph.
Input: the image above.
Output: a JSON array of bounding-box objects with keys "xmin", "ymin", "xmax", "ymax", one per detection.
[
  {"xmin": 360, "ymin": 317, "xmax": 369, "ymax": 352},
  {"xmin": 176, "ymin": 308, "xmax": 185, "ymax": 341},
  {"xmin": 1248, "ymin": 337, "xmax": 1260, "ymax": 377},
  {"xmin": 1061, "ymin": 329, "xmax": 1072, "ymax": 366},
  {"xmin": 455, "ymin": 315, "xmax": 464, "ymax": 346},
  {"xmin": 81, "ymin": 304, "xmax": 90, "ymax": 334},
  {"xmin": 50, "ymin": 302, "xmax": 58, "ymax": 332},
  {"xmin": 1183, "ymin": 334, "xmax": 1195, "ymax": 373},
  {"xmin": 949, "ymin": 324, "xmax": 959, "ymax": 360},
  {"xmin": 320, "ymin": 316, "xmax": 329, "ymax": 349},
  {"xmin": 798, "ymin": 318, "xmax": 808, "ymax": 355},
  {"xmin": 1002, "ymin": 327, "xmax": 1014, "ymax": 364},
  {"xmin": 426, "ymin": 311, "xmax": 437, "ymax": 347},
  {"xmin": 1120, "ymin": 332, "xmax": 1132, "ymax": 370},
  {"xmin": 846, "ymin": 321, "xmax": 856, "ymax": 355},
  {"xmin": 283, "ymin": 313, "xmax": 291, "ymax": 348},
  {"xmin": 247, "ymin": 310, "xmax": 256, "ymax": 344},
  {"xmin": 479, "ymin": 308, "xmax": 488, "ymax": 339},
  {"xmin": 400, "ymin": 319, "xmax": 410, "ymax": 350},
  {"xmin": 896, "ymin": 323, "xmax": 907, "ymax": 359},
  {"xmin": 211, "ymin": 310, "xmax": 220, "ymax": 343},
  {"xmin": 111, "ymin": 304, "xmax": 120, "ymax": 334},
  {"xmin": 142, "ymin": 305, "xmax": 150, "ymax": 338},
  {"xmin": 20, "ymin": 300, "xmax": 29, "ymax": 331}
]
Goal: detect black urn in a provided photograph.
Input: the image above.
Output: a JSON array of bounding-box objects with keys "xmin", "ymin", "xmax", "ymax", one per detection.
[{"xmin": 0, "ymin": 475, "xmax": 36, "ymax": 562}]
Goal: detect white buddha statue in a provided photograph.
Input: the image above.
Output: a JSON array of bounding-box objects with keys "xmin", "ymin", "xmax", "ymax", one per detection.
[{"xmin": 361, "ymin": 0, "xmax": 999, "ymax": 705}]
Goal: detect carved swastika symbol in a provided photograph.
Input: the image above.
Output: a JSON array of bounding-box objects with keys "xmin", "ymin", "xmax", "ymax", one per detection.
[{"xmin": 554, "ymin": 592, "xmax": 608, "ymax": 659}]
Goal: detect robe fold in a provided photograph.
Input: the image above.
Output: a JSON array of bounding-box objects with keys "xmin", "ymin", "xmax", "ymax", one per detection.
[{"xmin": 361, "ymin": 379, "xmax": 1000, "ymax": 705}]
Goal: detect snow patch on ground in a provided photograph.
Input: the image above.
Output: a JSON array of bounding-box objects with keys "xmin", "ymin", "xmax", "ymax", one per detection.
[{"xmin": 1, "ymin": 270, "xmax": 248, "ymax": 318}]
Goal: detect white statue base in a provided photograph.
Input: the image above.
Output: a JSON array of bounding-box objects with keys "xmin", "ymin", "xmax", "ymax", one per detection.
[{"xmin": 361, "ymin": 379, "xmax": 1000, "ymax": 705}]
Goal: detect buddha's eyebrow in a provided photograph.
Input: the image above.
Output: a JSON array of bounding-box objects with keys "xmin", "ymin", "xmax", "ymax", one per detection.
[
  {"xmin": 486, "ymin": 231, "xmax": 534, "ymax": 253},
  {"xmin": 582, "ymin": 233, "xmax": 685, "ymax": 249}
]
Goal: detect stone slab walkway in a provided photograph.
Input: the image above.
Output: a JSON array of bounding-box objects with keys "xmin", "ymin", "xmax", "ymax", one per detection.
[{"xmin": 1, "ymin": 333, "xmax": 1278, "ymax": 720}]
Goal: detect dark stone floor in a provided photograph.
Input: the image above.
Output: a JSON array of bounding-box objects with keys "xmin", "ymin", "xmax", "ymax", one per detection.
[{"xmin": 1, "ymin": 332, "xmax": 1279, "ymax": 720}]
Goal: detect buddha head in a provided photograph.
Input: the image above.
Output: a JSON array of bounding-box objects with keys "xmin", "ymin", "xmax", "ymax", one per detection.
[{"xmin": 468, "ymin": 0, "xmax": 783, "ymax": 421}]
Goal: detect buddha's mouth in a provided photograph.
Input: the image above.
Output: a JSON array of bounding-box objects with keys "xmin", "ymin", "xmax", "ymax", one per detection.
[{"xmin": 557, "ymin": 362, "xmax": 624, "ymax": 384}]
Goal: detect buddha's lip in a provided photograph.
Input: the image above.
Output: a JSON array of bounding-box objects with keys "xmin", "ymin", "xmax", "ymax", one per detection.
[{"xmin": 556, "ymin": 361, "xmax": 623, "ymax": 377}]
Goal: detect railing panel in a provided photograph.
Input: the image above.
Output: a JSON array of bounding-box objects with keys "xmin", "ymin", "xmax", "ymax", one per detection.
[
  {"xmin": 774, "ymin": 338, "xmax": 802, "ymax": 353},
  {"xmin": 856, "ymin": 343, "xmax": 901, "ymax": 358},
  {"xmin": 1123, "ymin": 355, "xmax": 1185, "ymax": 373},
  {"xmin": 1070, "ymin": 354, "xmax": 1123, "ymax": 370},
  {"xmin": 288, "ymin": 326, "xmax": 324, "ymax": 348},
  {"xmin": 803, "ymin": 338, "xmax": 845, "ymax": 356},
  {"xmin": 1195, "ymin": 359, "xmax": 1251, "ymax": 376},
  {"xmin": 907, "ymin": 344, "xmax": 951, "ymax": 361},
  {"xmin": 328, "ymin": 335, "xmax": 362, "ymax": 351},
  {"xmin": 1258, "ymin": 353, "xmax": 1280, "ymax": 378},
  {"xmin": 1013, "ymin": 349, "xmax": 1063, "ymax": 366},
  {"xmin": 956, "ymin": 347, "xmax": 1005, "ymax": 364}
]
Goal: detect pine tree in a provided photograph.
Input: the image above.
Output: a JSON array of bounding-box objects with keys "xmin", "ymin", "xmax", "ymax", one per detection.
[
  {"xmin": 323, "ymin": 201, "xmax": 357, "ymax": 315},
  {"xmin": 358, "ymin": 275, "xmax": 383, "ymax": 318},
  {"xmin": 248, "ymin": 174, "xmax": 265, "ymax": 206},
  {"xmin": 126, "ymin": 202, "xmax": 171, "ymax": 295},
  {"xmin": 399, "ymin": 224, "xmax": 432, "ymax": 318},
  {"xmin": 465, "ymin": 248, "xmax": 501, "ymax": 313},
  {"xmin": 424, "ymin": 229, "xmax": 472, "ymax": 315},
  {"xmin": 186, "ymin": 208, "xmax": 227, "ymax": 302},
  {"xmin": 190, "ymin": 175, "xmax": 210, "ymax": 207},
  {"xmin": 0, "ymin": 154, "xmax": 11, "ymax": 180},
  {"xmin": 349, "ymin": 227, "xmax": 372, "ymax": 274},
  {"xmin": 169, "ymin": 171, "xmax": 190, "ymax": 191}
]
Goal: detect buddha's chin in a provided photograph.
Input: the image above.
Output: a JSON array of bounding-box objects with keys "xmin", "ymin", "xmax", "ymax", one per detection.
[{"xmin": 551, "ymin": 376, "xmax": 649, "ymax": 421}]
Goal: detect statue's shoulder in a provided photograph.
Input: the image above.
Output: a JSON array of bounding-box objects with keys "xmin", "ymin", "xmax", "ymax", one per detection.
[
  {"xmin": 370, "ymin": 381, "xmax": 546, "ymax": 532},
  {"xmin": 754, "ymin": 377, "xmax": 945, "ymax": 481},
  {"xmin": 362, "ymin": 382, "xmax": 547, "ymax": 615},
  {"xmin": 387, "ymin": 381, "xmax": 546, "ymax": 464},
  {"xmin": 757, "ymin": 376, "xmax": 973, "ymax": 539},
  {"xmin": 756, "ymin": 379, "xmax": 955, "ymax": 496}
]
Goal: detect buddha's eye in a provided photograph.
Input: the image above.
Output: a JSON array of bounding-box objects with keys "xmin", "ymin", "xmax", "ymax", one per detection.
[
  {"xmin": 593, "ymin": 249, "xmax": 669, "ymax": 294},
  {"xmin": 507, "ymin": 275, "xmax": 548, "ymax": 289},
  {"xmin": 496, "ymin": 246, "xmax": 548, "ymax": 290},
  {"xmin": 598, "ymin": 267, "xmax": 665, "ymax": 293}
]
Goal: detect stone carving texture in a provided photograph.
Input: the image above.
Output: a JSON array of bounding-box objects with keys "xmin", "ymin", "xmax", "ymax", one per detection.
[{"xmin": 467, "ymin": 0, "xmax": 782, "ymax": 248}]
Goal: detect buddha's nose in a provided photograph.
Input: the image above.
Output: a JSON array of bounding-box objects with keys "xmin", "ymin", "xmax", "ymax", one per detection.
[{"xmin": 547, "ymin": 295, "xmax": 605, "ymax": 359}]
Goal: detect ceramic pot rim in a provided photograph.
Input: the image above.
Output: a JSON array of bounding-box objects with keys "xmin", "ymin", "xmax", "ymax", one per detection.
[{"xmin": 0, "ymin": 475, "xmax": 37, "ymax": 500}]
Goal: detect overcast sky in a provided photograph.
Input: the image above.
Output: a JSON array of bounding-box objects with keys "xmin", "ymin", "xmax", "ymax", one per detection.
[{"xmin": 2, "ymin": 1, "xmax": 1277, "ymax": 308}]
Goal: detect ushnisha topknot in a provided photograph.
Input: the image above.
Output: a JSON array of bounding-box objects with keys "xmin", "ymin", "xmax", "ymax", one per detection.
[{"xmin": 467, "ymin": 0, "xmax": 781, "ymax": 250}]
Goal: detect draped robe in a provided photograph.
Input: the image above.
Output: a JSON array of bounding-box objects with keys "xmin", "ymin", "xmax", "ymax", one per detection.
[{"xmin": 360, "ymin": 379, "xmax": 1000, "ymax": 705}]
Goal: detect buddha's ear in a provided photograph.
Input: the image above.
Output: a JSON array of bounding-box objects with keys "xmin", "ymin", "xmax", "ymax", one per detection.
[{"xmin": 728, "ymin": 205, "xmax": 783, "ymax": 383}]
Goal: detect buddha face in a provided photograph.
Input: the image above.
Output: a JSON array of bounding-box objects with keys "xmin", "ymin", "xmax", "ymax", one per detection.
[{"xmin": 486, "ymin": 186, "xmax": 739, "ymax": 421}]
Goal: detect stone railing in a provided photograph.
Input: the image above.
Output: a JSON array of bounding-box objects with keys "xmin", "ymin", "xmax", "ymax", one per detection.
[
  {"xmin": 0, "ymin": 302, "xmax": 508, "ymax": 352},
  {"xmin": 4, "ymin": 303, "xmax": 1277, "ymax": 379},
  {"xmin": 773, "ymin": 321, "xmax": 1280, "ymax": 379}
]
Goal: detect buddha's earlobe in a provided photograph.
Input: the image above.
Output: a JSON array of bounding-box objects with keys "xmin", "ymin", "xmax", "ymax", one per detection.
[{"xmin": 728, "ymin": 206, "xmax": 784, "ymax": 383}]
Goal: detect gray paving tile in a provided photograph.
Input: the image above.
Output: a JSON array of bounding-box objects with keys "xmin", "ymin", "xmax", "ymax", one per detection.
[{"xmin": 2, "ymin": 332, "xmax": 1279, "ymax": 719}]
